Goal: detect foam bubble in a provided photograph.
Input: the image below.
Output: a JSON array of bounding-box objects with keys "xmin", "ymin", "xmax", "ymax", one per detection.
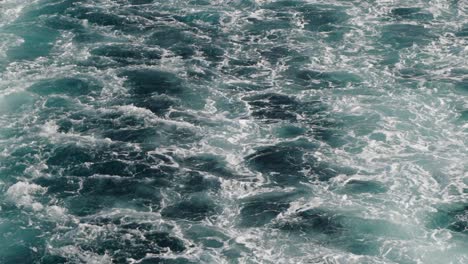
[{"xmin": 6, "ymin": 181, "xmax": 46, "ymax": 211}]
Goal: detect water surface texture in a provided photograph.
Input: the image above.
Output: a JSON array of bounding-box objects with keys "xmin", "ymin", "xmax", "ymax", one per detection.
[{"xmin": 0, "ymin": 0, "xmax": 467, "ymax": 263}]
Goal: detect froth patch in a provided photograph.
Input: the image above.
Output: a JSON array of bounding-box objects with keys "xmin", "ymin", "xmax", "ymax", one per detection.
[{"xmin": 6, "ymin": 181, "xmax": 46, "ymax": 211}]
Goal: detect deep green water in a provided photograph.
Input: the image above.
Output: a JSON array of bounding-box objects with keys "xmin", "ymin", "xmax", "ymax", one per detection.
[{"xmin": 0, "ymin": 0, "xmax": 467, "ymax": 263}]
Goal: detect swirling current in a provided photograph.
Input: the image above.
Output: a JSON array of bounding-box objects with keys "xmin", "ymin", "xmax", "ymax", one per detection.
[{"xmin": 0, "ymin": 0, "xmax": 467, "ymax": 263}]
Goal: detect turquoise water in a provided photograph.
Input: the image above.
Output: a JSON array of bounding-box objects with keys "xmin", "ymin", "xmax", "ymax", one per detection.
[{"xmin": 0, "ymin": 0, "xmax": 467, "ymax": 263}]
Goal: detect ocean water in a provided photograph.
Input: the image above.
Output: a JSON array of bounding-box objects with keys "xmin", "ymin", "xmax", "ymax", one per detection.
[{"xmin": 0, "ymin": 0, "xmax": 467, "ymax": 263}]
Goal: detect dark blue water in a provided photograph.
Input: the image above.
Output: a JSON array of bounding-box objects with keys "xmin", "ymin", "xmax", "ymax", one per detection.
[{"xmin": 0, "ymin": 0, "xmax": 467, "ymax": 263}]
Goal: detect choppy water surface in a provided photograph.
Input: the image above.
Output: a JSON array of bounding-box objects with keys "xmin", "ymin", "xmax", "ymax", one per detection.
[{"xmin": 0, "ymin": 0, "xmax": 467, "ymax": 263}]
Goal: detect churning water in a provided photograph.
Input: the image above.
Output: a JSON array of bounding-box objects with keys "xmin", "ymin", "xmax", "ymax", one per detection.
[{"xmin": 0, "ymin": 0, "xmax": 467, "ymax": 263}]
